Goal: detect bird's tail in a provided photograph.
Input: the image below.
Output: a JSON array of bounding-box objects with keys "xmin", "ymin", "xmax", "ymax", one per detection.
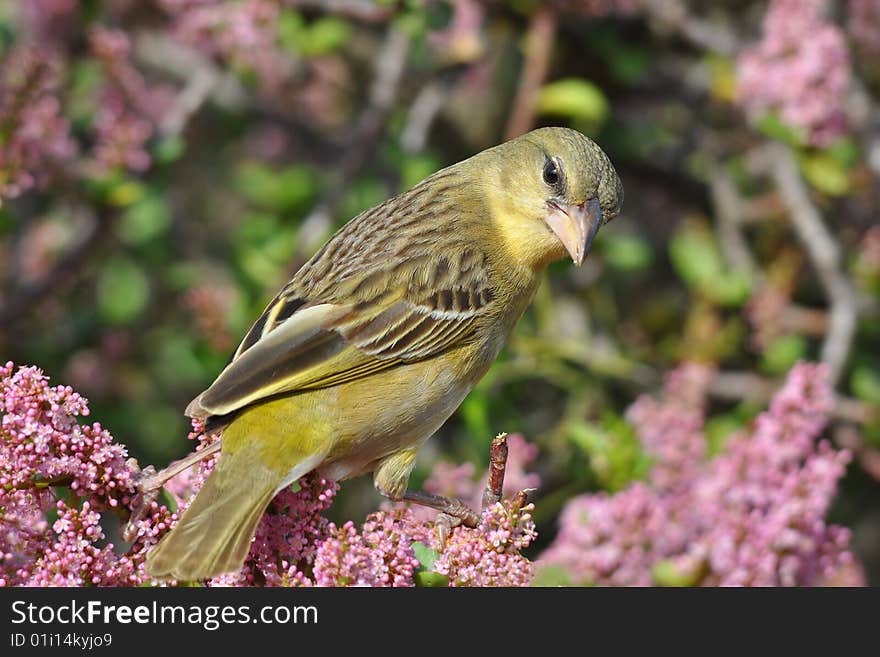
[{"xmin": 145, "ymin": 450, "xmax": 281, "ymax": 582}]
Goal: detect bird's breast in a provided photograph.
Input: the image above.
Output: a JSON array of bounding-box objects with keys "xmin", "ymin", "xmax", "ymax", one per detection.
[{"xmin": 320, "ymin": 342, "xmax": 492, "ymax": 475}]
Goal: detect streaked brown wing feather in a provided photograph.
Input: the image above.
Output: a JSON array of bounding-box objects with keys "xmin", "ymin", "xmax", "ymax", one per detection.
[
  {"xmin": 188, "ymin": 168, "xmax": 494, "ymax": 419},
  {"xmin": 329, "ymin": 273, "xmax": 493, "ymax": 362}
]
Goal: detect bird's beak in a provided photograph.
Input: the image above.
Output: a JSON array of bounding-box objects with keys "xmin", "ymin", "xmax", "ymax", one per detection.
[{"xmin": 544, "ymin": 198, "xmax": 603, "ymax": 266}]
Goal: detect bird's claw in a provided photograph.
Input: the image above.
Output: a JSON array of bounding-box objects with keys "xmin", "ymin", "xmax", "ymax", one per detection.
[
  {"xmin": 434, "ymin": 512, "xmax": 462, "ymax": 547},
  {"xmin": 433, "ymin": 499, "xmax": 480, "ymax": 549},
  {"xmin": 122, "ymin": 461, "xmax": 159, "ymax": 543}
]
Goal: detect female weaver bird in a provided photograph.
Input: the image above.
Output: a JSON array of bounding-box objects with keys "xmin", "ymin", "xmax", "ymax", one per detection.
[{"xmin": 146, "ymin": 127, "xmax": 623, "ymax": 580}]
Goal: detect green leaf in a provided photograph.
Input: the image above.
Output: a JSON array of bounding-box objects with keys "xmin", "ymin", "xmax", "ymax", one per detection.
[
  {"xmin": 159, "ymin": 487, "xmax": 178, "ymax": 513},
  {"xmin": 799, "ymin": 151, "xmax": 851, "ymax": 196},
  {"xmin": 401, "ymin": 154, "xmax": 440, "ymax": 190},
  {"xmin": 277, "ymin": 11, "xmax": 352, "ymax": 56},
  {"xmin": 277, "ymin": 10, "xmax": 306, "ymax": 53},
  {"xmin": 568, "ymin": 413, "xmax": 651, "ymax": 492},
  {"xmin": 342, "ymin": 177, "xmax": 387, "ymax": 220},
  {"xmin": 412, "ymin": 541, "xmax": 440, "ymax": 571},
  {"xmin": 826, "ymin": 138, "xmax": 860, "ymax": 167},
  {"xmin": 760, "ymin": 334, "xmax": 807, "ymax": 375},
  {"xmin": 302, "ymin": 17, "xmax": 352, "ymax": 56},
  {"xmin": 754, "ymin": 113, "xmax": 804, "ymax": 147},
  {"xmin": 155, "ymin": 335, "xmax": 206, "ymax": 388},
  {"xmin": 154, "ymin": 136, "xmax": 185, "ymax": 165},
  {"xmin": 106, "ymin": 179, "xmax": 147, "ymax": 207},
  {"xmin": 460, "ymin": 390, "xmax": 492, "ymax": 449},
  {"xmin": 705, "ymin": 414, "xmax": 743, "ymax": 455},
  {"xmin": 599, "ymin": 233, "xmax": 653, "ymax": 271},
  {"xmin": 708, "ymin": 273, "xmax": 752, "ymax": 306},
  {"xmin": 581, "ymin": 29, "xmax": 649, "ymax": 84},
  {"xmin": 669, "ymin": 222, "xmax": 751, "ymax": 306},
  {"xmin": 414, "ymin": 571, "xmax": 449, "ymax": 587},
  {"xmin": 235, "ymin": 162, "xmax": 316, "ymax": 212},
  {"xmin": 118, "ymin": 193, "xmax": 171, "ymax": 244},
  {"xmin": 851, "ymin": 366, "xmax": 880, "ymax": 405},
  {"xmin": 412, "ymin": 542, "xmax": 447, "ymax": 586},
  {"xmin": 68, "ymin": 60, "xmax": 102, "ymax": 129},
  {"xmin": 535, "ymin": 78, "xmax": 609, "ymax": 124},
  {"xmin": 97, "ymin": 256, "xmax": 150, "ymax": 324}
]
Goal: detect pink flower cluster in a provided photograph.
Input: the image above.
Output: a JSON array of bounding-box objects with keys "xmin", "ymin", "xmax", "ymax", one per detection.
[
  {"xmin": 431, "ymin": 500, "xmax": 537, "ymax": 587},
  {"xmin": 538, "ymin": 362, "xmax": 863, "ymax": 586},
  {"xmin": 1, "ymin": 361, "xmax": 539, "ymax": 587},
  {"xmin": 312, "ymin": 510, "xmax": 419, "ymax": 587},
  {"xmin": 88, "ymin": 27, "xmax": 173, "ymax": 175},
  {"xmin": 0, "ymin": 361, "xmax": 174, "ymax": 586},
  {"xmin": 0, "ymin": 14, "xmax": 173, "ymax": 204},
  {"xmin": 0, "ymin": 46, "xmax": 76, "ymax": 203},
  {"xmin": 736, "ymin": 0, "xmax": 850, "ymax": 147},
  {"xmin": 158, "ymin": 0, "xmax": 293, "ymax": 93}
]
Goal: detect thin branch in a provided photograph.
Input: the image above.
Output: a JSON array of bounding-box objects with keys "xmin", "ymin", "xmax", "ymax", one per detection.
[
  {"xmin": 763, "ymin": 144, "xmax": 858, "ymax": 385},
  {"xmin": 481, "ymin": 433, "xmax": 509, "ymax": 510},
  {"xmin": 159, "ymin": 66, "xmax": 218, "ymax": 139},
  {"xmin": 401, "ymin": 80, "xmax": 449, "ymax": 154},
  {"xmin": 505, "ymin": 4, "xmax": 556, "ymax": 140},
  {"xmin": 642, "ymin": 0, "xmax": 740, "ymax": 56},
  {"xmin": 134, "ymin": 32, "xmax": 250, "ymax": 113},
  {"xmin": 708, "ymin": 163, "xmax": 758, "ymax": 276}
]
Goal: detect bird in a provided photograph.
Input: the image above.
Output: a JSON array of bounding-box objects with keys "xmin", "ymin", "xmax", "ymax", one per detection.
[{"xmin": 145, "ymin": 126, "xmax": 623, "ymax": 581}]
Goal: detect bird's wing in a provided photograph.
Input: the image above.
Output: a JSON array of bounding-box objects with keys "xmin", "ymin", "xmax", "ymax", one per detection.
[{"xmin": 188, "ymin": 250, "xmax": 495, "ymax": 419}]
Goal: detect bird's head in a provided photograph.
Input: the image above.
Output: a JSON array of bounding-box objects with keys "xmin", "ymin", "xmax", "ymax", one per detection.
[{"xmin": 480, "ymin": 127, "xmax": 623, "ymax": 269}]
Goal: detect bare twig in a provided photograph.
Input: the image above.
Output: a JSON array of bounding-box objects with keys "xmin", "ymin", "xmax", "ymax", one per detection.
[
  {"xmin": 134, "ymin": 32, "xmax": 250, "ymax": 113},
  {"xmin": 481, "ymin": 433, "xmax": 509, "ymax": 510},
  {"xmin": 140, "ymin": 440, "xmax": 222, "ymax": 494},
  {"xmin": 763, "ymin": 144, "xmax": 858, "ymax": 385},
  {"xmin": 642, "ymin": 0, "xmax": 740, "ymax": 56},
  {"xmin": 159, "ymin": 67, "xmax": 218, "ymax": 138},
  {"xmin": 708, "ymin": 164, "xmax": 758, "ymax": 276},
  {"xmin": 297, "ymin": 27, "xmax": 410, "ymax": 255},
  {"xmin": 401, "ymin": 80, "xmax": 448, "ymax": 154},
  {"xmin": 505, "ymin": 4, "xmax": 556, "ymax": 140}
]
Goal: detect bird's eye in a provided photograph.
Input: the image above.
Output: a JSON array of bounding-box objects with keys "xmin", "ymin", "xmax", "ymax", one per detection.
[{"xmin": 543, "ymin": 159, "xmax": 561, "ymax": 188}]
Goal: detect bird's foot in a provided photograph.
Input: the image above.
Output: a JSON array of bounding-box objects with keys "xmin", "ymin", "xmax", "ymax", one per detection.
[
  {"xmin": 401, "ymin": 490, "xmax": 480, "ymax": 545},
  {"xmin": 401, "ymin": 434, "xmax": 516, "ymax": 547},
  {"xmin": 433, "ymin": 513, "xmax": 461, "ymax": 547},
  {"xmin": 122, "ymin": 460, "xmax": 159, "ymax": 542}
]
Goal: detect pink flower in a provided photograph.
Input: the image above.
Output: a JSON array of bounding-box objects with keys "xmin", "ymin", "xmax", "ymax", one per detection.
[
  {"xmin": 0, "ymin": 46, "xmax": 76, "ymax": 203},
  {"xmin": 0, "ymin": 361, "xmax": 174, "ymax": 586},
  {"xmin": 539, "ymin": 362, "xmax": 863, "ymax": 587},
  {"xmin": 736, "ymin": 0, "xmax": 850, "ymax": 147}
]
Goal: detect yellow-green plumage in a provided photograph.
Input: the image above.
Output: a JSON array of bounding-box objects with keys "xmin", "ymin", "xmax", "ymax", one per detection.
[{"xmin": 146, "ymin": 127, "xmax": 623, "ymax": 581}]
